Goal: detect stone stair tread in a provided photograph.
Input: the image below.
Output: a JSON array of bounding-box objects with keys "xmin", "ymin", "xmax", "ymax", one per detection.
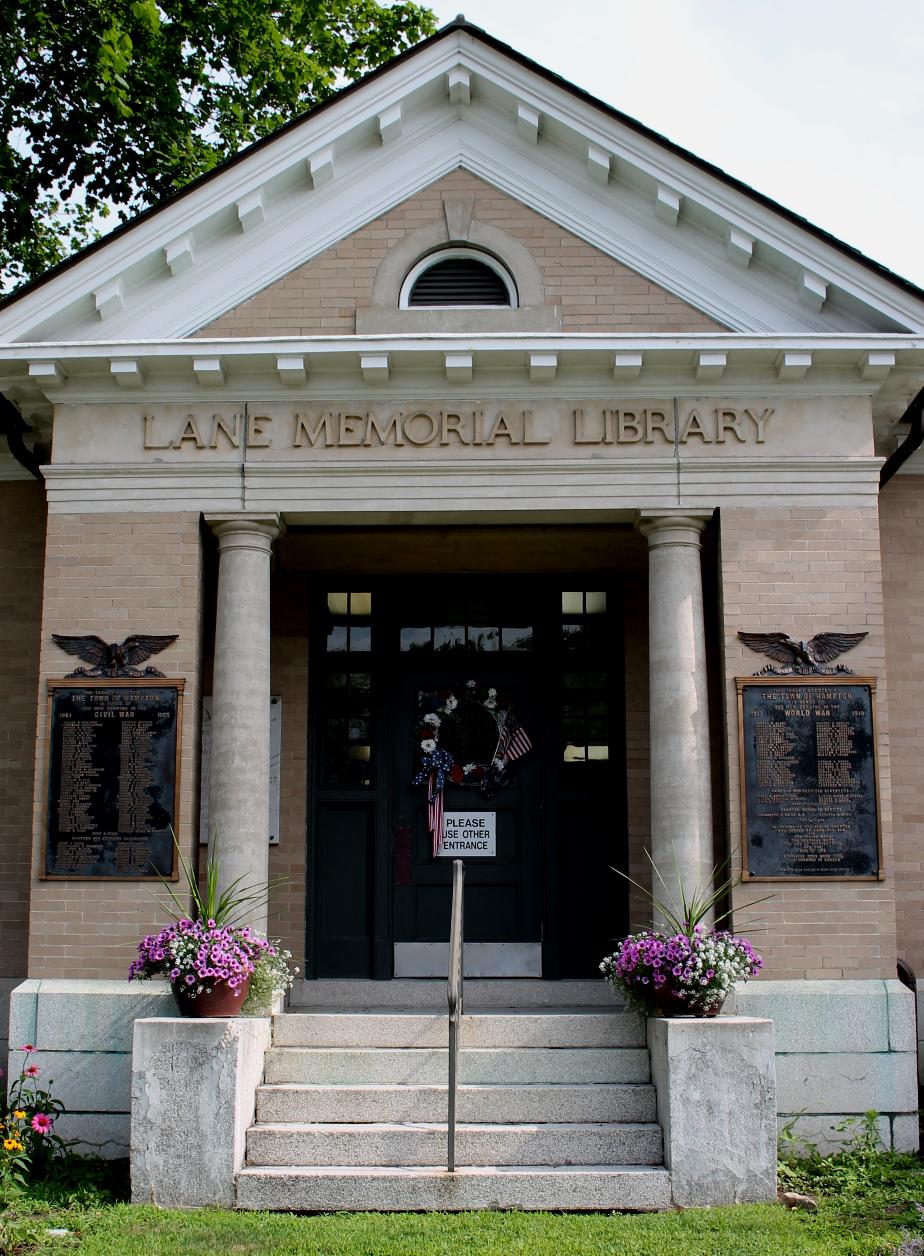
[
  {"xmin": 239, "ymin": 1164, "xmax": 668, "ymax": 1176},
  {"xmin": 250, "ymin": 1120, "xmax": 660, "ymax": 1133},
  {"xmin": 235, "ymin": 1163, "xmax": 672, "ymax": 1210}
]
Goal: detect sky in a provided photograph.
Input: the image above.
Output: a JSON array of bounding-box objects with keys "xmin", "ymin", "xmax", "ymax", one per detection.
[{"xmin": 429, "ymin": 0, "xmax": 924, "ymax": 289}]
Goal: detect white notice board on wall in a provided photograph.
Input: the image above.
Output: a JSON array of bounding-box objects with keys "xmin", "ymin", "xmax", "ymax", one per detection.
[
  {"xmin": 199, "ymin": 696, "xmax": 281, "ymax": 845},
  {"xmin": 437, "ymin": 813, "xmax": 496, "ymax": 857}
]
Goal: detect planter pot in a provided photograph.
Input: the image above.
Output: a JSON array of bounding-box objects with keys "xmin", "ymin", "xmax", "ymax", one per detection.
[
  {"xmin": 171, "ymin": 976, "xmax": 251, "ymax": 1018},
  {"xmin": 646, "ymin": 985, "xmax": 725, "ymax": 1018}
]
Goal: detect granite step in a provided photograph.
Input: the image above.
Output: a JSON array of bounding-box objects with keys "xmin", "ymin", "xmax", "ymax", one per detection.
[
  {"xmin": 287, "ymin": 979, "xmax": 619, "ymax": 1009},
  {"xmin": 263, "ymin": 1046, "xmax": 651, "ymax": 1086},
  {"xmin": 272, "ymin": 1010, "xmax": 645, "ymax": 1049},
  {"xmin": 236, "ymin": 1164, "xmax": 672, "ymax": 1211},
  {"xmin": 246, "ymin": 1120, "xmax": 663, "ymax": 1168},
  {"xmin": 255, "ymin": 1081, "xmax": 658, "ymax": 1125}
]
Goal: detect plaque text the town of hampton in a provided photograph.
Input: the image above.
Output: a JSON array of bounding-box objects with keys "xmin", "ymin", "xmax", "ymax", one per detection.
[
  {"xmin": 736, "ymin": 676, "xmax": 882, "ymax": 880},
  {"xmin": 44, "ymin": 680, "xmax": 182, "ymax": 879}
]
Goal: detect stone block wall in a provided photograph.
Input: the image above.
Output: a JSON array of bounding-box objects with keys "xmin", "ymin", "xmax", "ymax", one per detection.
[
  {"xmin": 0, "ymin": 482, "xmax": 46, "ymax": 983},
  {"xmin": 719, "ymin": 505, "xmax": 897, "ymax": 981},
  {"xmin": 27, "ymin": 512, "xmax": 205, "ymax": 978},
  {"xmin": 879, "ymin": 474, "xmax": 924, "ymax": 977},
  {"xmin": 201, "ymin": 170, "xmax": 724, "ymax": 338},
  {"xmin": 8, "ymin": 979, "xmax": 175, "ymax": 1156},
  {"xmin": 726, "ymin": 980, "xmax": 918, "ymax": 1152}
]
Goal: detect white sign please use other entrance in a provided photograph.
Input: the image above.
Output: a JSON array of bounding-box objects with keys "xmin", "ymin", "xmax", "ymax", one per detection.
[{"xmin": 438, "ymin": 813, "xmax": 496, "ymax": 857}]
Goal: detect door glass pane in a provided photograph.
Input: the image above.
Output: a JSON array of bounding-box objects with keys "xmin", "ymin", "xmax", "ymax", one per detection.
[
  {"xmin": 585, "ymin": 592, "xmax": 607, "ymax": 614},
  {"xmin": 561, "ymin": 591, "xmax": 583, "ymax": 614},
  {"xmin": 468, "ymin": 626, "xmax": 499, "ymax": 652},
  {"xmin": 502, "ymin": 626, "xmax": 533, "ymax": 651},
  {"xmin": 350, "ymin": 625, "xmax": 372, "ymax": 652},
  {"xmin": 434, "ymin": 625, "xmax": 465, "ymax": 651},
  {"xmin": 327, "ymin": 625, "xmax": 348, "ymax": 652},
  {"xmin": 401, "ymin": 627, "xmax": 432, "ymax": 652},
  {"xmin": 350, "ymin": 592, "xmax": 372, "ymax": 616},
  {"xmin": 327, "ymin": 592, "xmax": 349, "ymax": 614}
]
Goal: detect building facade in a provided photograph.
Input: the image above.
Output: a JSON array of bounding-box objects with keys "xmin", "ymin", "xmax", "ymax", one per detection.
[{"xmin": 2, "ymin": 20, "xmax": 923, "ymax": 1168}]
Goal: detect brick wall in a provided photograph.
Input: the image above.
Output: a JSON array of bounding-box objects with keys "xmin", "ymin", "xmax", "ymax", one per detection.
[
  {"xmin": 28, "ymin": 513, "xmax": 204, "ymax": 978},
  {"xmin": 0, "ymin": 482, "xmax": 46, "ymax": 977},
  {"xmin": 266, "ymin": 572, "xmax": 309, "ymax": 970},
  {"xmin": 719, "ymin": 505, "xmax": 897, "ymax": 980},
  {"xmin": 880, "ymin": 475, "xmax": 924, "ymax": 976},
  {"xmin": 201, "ymin": 170, "xmax": 724, "ymax": 337}
]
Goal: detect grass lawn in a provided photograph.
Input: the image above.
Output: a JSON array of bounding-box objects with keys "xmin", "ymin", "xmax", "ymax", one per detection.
[{"xmin": 1, "ymin": 1142, "xmax": 922, "ymax": 1256}]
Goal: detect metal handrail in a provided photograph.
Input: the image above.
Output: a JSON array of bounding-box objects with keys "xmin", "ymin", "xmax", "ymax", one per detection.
[{"xmin": 447, "ymin": 858, "xmax": 465, "ymax": 1173}]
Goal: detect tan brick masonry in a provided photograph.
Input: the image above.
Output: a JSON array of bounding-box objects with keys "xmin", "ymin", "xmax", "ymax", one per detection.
[
  {"xmin": 27, "ymin": 513, "xmax": 204, "ymax": 978},
  {"xmin": 0, "ymin": 483, "xmax": 46, "ymax": 977},
  {"xmin": 720, "ymin": 505, "xmax": 897, "ymax": 980},
  {"xmin": 880, "ymin": 475, "xmax": 924, "ymax": 977},
  {"xmin": 201, "ymin": 169, "xmax": 724, "ymax": 338}
]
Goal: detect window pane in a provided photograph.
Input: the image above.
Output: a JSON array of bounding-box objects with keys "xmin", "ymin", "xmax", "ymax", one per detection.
[
  {"xmin": 327, "ymin": 592, "xmax": 349, "ymax": 615},
  {"xmin": 349, "ymin": 625, "xmax": 372, "ymax": 652},
  {"xmin": 563, "ymin": 743, "xmax": 586, "ymax": 763},
  {"xmin": 468, "ymin": 626, "xmax": 499, "ymax": 652},
  {"xmin": 350, "ymin": 592, "xmax": 372, "ymax": 616},
  {"xmin": 562, "ymin": 623, "xmax": 584, "ymax": 648},
  {"xmin": 502, "ymin": 626, "xmax": 533, "ymax": 651},
  {"xmin": 327, "ymin": 625, "xmax": 348, "ymax": 652},
  {"xmin": 561, "ymin": 591, "xmax": 583, "ymax": 614},
  {"xmin": 585, "ymin": 591, "xmax": 607, "ymax": 614},
  {"xmin": 434, "ymin": 625, "xmax": 465, "ymax": 651},
  {"xmin": 587, "ymin": 744, "xmax": 610, "ymax": 761},
  {"xmin": 401, "ymin": 627, "xmax": 432, "ymax": 652},
  {"xmin": 351, "ymin": 672, "xmax": 372, "ymax": 694}
]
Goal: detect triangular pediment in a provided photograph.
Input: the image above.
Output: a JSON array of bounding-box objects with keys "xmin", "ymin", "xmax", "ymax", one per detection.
[{"xmin": 1, "ymin": 21, "xmax": 923, "ymax": 345}]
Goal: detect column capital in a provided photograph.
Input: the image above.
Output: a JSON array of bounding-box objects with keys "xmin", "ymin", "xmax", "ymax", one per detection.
[
  {"xmin": 205, "ymin": 512, "xmax": 281, "ymax": 554},
  {"xmin": 636, "ymin": 509, "xmax": 714, "ymax": 549}
]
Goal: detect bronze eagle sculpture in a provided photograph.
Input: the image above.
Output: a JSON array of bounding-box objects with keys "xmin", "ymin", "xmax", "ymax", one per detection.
[
  {"xmin": 737, "ymin": 630, "xmax": 867, "ymax": 676},
  {"xmin": 52, "ymin": 633, "xmax": 178, "ymax": 678}
]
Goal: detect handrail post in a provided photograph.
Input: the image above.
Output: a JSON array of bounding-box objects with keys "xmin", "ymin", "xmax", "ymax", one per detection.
[{"xmin": 447, "ymin": 858, "xmax": 465, "ymax": 1173}]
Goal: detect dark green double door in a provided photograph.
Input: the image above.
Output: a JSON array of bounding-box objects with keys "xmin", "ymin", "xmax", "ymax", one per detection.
[{"xmin": 308, "ymin": 577, "xmax": 626, "ymax": 979}]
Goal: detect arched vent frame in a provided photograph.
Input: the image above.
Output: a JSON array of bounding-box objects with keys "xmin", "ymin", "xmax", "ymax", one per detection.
[{"xmin": 399, "ymin": 248, "xmax": 518, "ymax": 310}]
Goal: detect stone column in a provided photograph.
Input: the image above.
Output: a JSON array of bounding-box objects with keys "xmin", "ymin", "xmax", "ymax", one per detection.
[
  {"xmin": 636, "ymin": 510, "xmax": 714, "ymax": 927},
  {"xmin": 204, "ymin": 513, "xmax": 280, "ymax": 931}
]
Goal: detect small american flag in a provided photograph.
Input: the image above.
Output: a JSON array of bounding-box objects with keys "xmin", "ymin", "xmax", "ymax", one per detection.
[{"xmin": 497, "ymin": 709, "xmax": 532, "ymax": 765}]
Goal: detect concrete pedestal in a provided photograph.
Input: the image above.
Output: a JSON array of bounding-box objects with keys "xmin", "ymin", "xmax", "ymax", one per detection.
[
  {"xmin": 648, "ymin": 1015, "xmax": 776, "ymax": 1206},
  {"xmin": 131, "ymin": 1016, "xmax": 272, "ymax": 1207}
]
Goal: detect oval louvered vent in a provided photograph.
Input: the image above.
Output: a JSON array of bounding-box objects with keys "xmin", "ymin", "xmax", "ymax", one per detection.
[{"xmin": 408, "ymin": 256, "xmax": 512, "ymax": 306}]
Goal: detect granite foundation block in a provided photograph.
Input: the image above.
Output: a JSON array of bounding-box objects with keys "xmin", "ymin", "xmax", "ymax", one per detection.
[
  {"xmin": 648, "ymin": 1015, "xmax": 776, "ymax": 1207},
  {"xmin": 131, "ymin": 1016, "xmax": 271, "ymax": 1208}
]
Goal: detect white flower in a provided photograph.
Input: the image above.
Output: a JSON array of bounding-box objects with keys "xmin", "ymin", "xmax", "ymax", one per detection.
[
  {"xmin": 484, "ymin": 698, "xmax": 497, "ymax": 709},
  {"xmin": 463, "ymin": 762, "xmax": 477, "ymax": 774},
  {"xmin": 442, "ymin": 696, "xmax": 458, "ymax": 713},
  {"xmin": 420, "ymin": 739, "xmax": 436, "ymax": 753},
  {"xmin": 466, "ymin": 679, "xmax": 477, "ymax": 689},
  {"xmin": 488, "ymin": 688, "xmax": 497, "ymax": 698},
  {"xmin": 492, "ymin": 757, "xmax": 505, "ymax": 770},
  {"xmin": 423, "ymin": 713, "xmax": 441, "ymax": 727}
]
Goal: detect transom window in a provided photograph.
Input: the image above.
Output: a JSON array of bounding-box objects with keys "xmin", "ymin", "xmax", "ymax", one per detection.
[{"xmin": 400, "ymin": 248, "xmax": 517, "ymax": 309}]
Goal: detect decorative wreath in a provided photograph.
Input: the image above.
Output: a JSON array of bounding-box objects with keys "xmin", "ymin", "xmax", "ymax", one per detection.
[
  {"xmin": 412, "ymin": 680, "xmax": 532, "ymax": 798},
  {"xmin": 412, "ymin": 680, "xmax": 533, "ymax": 857}
]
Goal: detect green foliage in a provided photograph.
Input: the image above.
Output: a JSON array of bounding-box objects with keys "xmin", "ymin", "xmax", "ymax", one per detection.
[
  {"xmin": 0, "ymin": 1049, "xmax": 71, "ymax": 1189},
  {"xmin": 0, "ymin": 0, "xmax": 437, "ymax": 287},
  {"xmin": 778, "ymin": 1111, "xmax": 924, "ymax": 1239},
  {"xmin": 155, "ymin": 830, "xmax": 287, "ymax": 928},
  {"xmin": 242, "ymin": 939, "xmax": 299, "ymax": 1014}
]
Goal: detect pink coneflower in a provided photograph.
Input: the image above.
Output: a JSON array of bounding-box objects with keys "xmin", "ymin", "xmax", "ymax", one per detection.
[
  {"xmin": 31, "ymin": 1113, "xmax": 53, "ymax": 1135},
  {"xmin": 24, "ymin": 1064, "xmax": 40, "ymax": 1077},
  {"xmin": 20, "ymin": 1044, "xmax": 35, "ymax": 1053}
]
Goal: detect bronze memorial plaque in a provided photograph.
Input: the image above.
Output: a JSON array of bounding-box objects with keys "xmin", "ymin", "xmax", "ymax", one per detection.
[
  {"xmin": 44, "ymin": 680, "xmax": 183, "ymax": 879},
  {"xmin": 736, "ymin": 676, "xmax": 882, "ymax": 880}
]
